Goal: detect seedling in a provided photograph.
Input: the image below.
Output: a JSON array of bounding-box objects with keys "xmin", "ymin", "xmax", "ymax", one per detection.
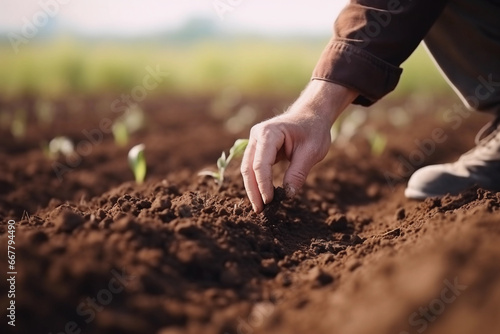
[
  {"xmin": 44, "ymin": 136, "xmax": 75, "ymax": 159},
  {"xmin": 11, "ymin": 109, "xmax": 27, "ymax": 139},
  {"xmin": 112, "ymin": 105, "xmax": 145, "ymax": 147},
  {"xmin": 367, "ymin": 130, "xmax": 387, "ymax": 156},
  {"xmin": 128, "ymin": 144, "xmax": 147, "ymax": 184},
  {"xmin": 112, "ymin": 121, "xmax": 129, "ymax": 147},
  {"xmin": 330, "ymin": 109, "xmax": 387, "ymax": 156},
  {"xmin": 387, "ymin": 107, "xmax": 412, "ymax": 127},
  {"xmin": 331, "ymin": 109, "xmax": 367, "ymax": 144},
  {"xmin": 35, "ymin": 100, "xmax": 55, "ymax": 125},
  {"xmin": 199, "ymin": 138, "xmax": 248, "ymax": 186},
  {"xmin": 224, "ymin": 104, "xmax": 257, "ymax": 134},
  {"xmin": 209, "ymin": 86, "xmax": 242, "ymax": 120}
]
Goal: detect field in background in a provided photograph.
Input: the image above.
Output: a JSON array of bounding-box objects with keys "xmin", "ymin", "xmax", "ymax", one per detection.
[{"xmin": 0, "ymin": 38, "xmax": 453, "ymax": 100}]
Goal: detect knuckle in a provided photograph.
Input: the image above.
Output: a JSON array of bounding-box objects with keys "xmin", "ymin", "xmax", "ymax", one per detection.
[
  {"xmin": 290, "ymin": 170, "xmax": 307, "ymax": 183},
  {"xmin": 253, "ymin": 160, "xmax": 272, "ymax": 178},
  {"xmin": 260, "ymin": 123, "xmax": 277, "ymax": 137},
  {"xmin": 251, "ymin": 122, "xmax": 278, "ymax": 140},
  {"xmin": 240, "ymin": 164, "xmax": 251, "ymax": 176},
  {"xmin": 250, "ymin": 123, "xmax": 266, "ymax": 137},
  {"xmin": 253, "ymin": 160, "xmax": 265, "ymax": 173},
  {"xmin": 249, "ymin": 126, "xmax": 258, "ymax": 138}
]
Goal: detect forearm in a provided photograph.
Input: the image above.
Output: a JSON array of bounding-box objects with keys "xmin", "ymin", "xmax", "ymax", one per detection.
[{"xmin": 291, "ymin": 80, "xmax": 357, "ymax": 126}]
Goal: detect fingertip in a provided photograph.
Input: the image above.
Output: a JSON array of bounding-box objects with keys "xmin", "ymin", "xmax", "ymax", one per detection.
[
  {"xmin": 262, "ymin": 191, "xmax": 274, "ymax": 205},
  {"xmin": 252, "ymin": 202, "xmax": 263, "ymax": 214},
  {"xmin": 284, "ymin": 184, "xmax": 296, "ymax": 198},
  {"xmin": 248, "ymin": 194, "xmax": 264, "ymax": 214},
  {"xmin": 251, "ymin": 203, "xmax": 258, "ymax": 213}
]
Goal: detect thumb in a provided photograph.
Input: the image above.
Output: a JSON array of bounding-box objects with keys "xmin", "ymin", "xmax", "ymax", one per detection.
[{"xmin": 283, "ymin": 150, "xmax": 314, "ymax": 198}]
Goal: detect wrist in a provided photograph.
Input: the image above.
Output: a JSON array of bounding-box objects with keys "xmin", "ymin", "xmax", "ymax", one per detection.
[{"xmin": 293, "ymin": 79, "xmax": 357, "ymax": 125}]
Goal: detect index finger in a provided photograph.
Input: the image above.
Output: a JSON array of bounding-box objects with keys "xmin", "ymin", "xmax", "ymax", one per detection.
[
  {"xmin": 252, "ymin": 132, "xmax": 283, "ymax": 205},
  {"xmin": 240, "ymin": 138, "xmax": 264, "ymax": 213}
]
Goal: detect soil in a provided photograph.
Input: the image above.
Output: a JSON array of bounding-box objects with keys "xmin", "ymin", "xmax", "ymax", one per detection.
[{"xmin": 1, "ymin": 95, "xmax": 499, "ymax": 334}]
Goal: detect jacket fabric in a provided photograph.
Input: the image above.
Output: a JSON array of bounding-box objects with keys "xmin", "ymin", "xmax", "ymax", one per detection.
[{"xmin": 312, "ymin": 0, "xmax": 449, "ymax": 106}]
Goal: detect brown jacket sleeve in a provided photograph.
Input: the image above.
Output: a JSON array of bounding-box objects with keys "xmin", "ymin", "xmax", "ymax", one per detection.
[{"xmin": 312, "ymin": 0, "xmax": 449, "ymax": 106}]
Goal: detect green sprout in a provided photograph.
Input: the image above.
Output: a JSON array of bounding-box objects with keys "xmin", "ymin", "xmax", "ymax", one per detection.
[
  {"xmin": 199, "ymin": 138, "xmax": 249, "ymax": 186},
  {"xmin": 224, "ymin": 104, "xmax": 257, "ymax": 134},
  {"xmin": 43, "ymin": 136, "xmax": 75, "ymax": 159},
  {"xmin": 330, "ymin": 109, "xmax": 387, "ymax": 156},
  {"xmin": 330, "ymin": 109, "xmax": 367, "ymax": 144},
  {"xmin": 35, "ymin": 100, "xmax": 55, "ymax": 125},
  {"xmin": 128, "ymin": 144, "xmax": 147, "ymax": 184},
  {"xmin": 112, "ymin": 121, "xmax": 129, "ymax": 147},
  {"xmin": 11, "ymin": 109, "xmax": 27, "ymax": 139},
  {"xmin": 387, "ymin": 107, "xmax": 412, "ymax": 128},
  {"xmin": 112, "ymin": 106, "xmax": 145, "ymax": 147},
  {"xmin": 367, "ymin": 130, "xmax": 387, "ymax": 156}
]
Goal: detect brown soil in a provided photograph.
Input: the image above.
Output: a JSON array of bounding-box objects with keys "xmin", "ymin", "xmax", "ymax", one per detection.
[{"xmin": 1, "ymin": 95, "xmax": 499, "ymax": 334}]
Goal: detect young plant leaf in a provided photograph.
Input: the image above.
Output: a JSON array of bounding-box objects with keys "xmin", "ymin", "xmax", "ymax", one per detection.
[
  {"xmin": 122, "ymin": 105, "xmax": 145, "ymax": 133},
  {"xmin": 227, "ymin": 138, "xmax": 249, "ymax": 164},
  {"xmin": 128, "ymin": 144, "xmax": 147, "ymax": 184},
  {"xmin": 198, "ymin": 170, "xmax": 221, "ymax": 180},
  {"xmin": 330, "ymin": 109, "xmax": 367, "ymax": 145},
  {"xmin": 112, "ymin": 106, "xmax": 145, "ymax": 147},
  {"xmin": 48, "ymin": 136, "xmax": 75, "ymax": 158},
  {"xmin": 112, "ymin": 121, "xmax": 129, "ymax": 147},
  {"xmin": 11, "ymin": 109, "xmax": 27, "ymax": 139},
  {"xmin": 368, "ymin": 131, "xmax": 387, "ymax": 156},
  {"xmin": 217, "ymin": 151, "xmax": 227, "ymax": 170},
  {"xmin": 35, "ymin": 100, "xmax": 55, "ymax": 125}
]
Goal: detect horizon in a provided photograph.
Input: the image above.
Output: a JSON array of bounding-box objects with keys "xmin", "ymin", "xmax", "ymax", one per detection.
[{"xmin": 1, "ymin": 0, "xmax": 348, "ymax": 37}]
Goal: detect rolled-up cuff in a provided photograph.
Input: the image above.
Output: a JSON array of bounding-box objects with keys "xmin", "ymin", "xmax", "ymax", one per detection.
[{"xmin": 312, "ymin": 40, "xmax": 403, "ymax": 106}]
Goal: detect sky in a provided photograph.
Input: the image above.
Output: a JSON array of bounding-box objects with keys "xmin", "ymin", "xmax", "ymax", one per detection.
[{"xmin": 1, "ymin": 0, "xmax": 349, "ymax": 36}]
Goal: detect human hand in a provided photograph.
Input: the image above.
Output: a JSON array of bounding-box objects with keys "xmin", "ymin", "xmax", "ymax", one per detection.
[{"xmin": 241, "ymin": 80, "xmax": 357, "ymax": 213}]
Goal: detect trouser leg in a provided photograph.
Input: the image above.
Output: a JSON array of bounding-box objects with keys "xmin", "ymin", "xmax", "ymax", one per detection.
[{"xmin": 423, "ymin": 0, "xmax": 500, "ymax": 113}]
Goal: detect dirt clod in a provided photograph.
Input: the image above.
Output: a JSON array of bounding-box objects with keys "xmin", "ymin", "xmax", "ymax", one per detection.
[
  {"xmin": 396, "ymin": 207, "xmax": 406, "ymax": 220},
  {"xmin": 53, "ymin": 210, "xmax": 84, "ymax": 233},
  {"xmin": 308, "ymin": 267, "xmax": 334, "ymax": 287},
  {"xmin": 260, "ymin": 258, "xmax": 280, "ymax": 277},
  {"xmin": 326, "ymin": 213, "xmax": 349, "ymax": 231},
  {"xmin": 263, "ymin": 187, "xmax": 287, "ymax": 218}
]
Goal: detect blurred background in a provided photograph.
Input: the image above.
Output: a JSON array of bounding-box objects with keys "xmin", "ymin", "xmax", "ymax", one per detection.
[{"xmin": 0, "ymin": 0, "xmax": 453, "ymax": 100}]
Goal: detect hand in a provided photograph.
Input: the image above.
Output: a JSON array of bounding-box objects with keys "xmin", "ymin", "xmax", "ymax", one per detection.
[{"xmin": 241, "ymin": 80, "xmax": 357, "ymax": 213}]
